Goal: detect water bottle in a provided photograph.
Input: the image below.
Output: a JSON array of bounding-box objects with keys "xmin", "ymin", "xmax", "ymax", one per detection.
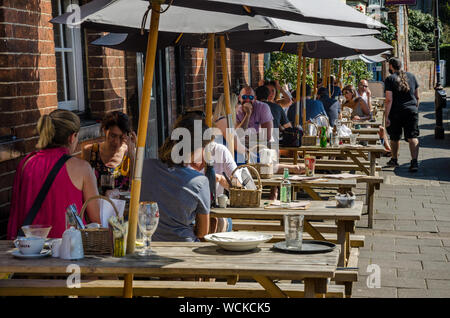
[
  {"xmin": 205, "ymin": 160, "xmax": 217, "ymax": 208},
  {"xmin": 280, "ymin": 168, "xmax": 291, "ymax": 208}
]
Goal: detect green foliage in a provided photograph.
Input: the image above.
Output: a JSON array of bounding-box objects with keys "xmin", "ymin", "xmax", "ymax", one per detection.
[
  {"xmin": 376, "ymin": 19, "xmax": 396, "ymax": 46},
  {"xmin": 264, "ymin": 52, "xmax": 373, "ymax": 90},
  {"xmin": 408, "ymin": 9, "xmax": 443, "ymax": 51},
  {"xmin": 338, "ymin": 60, "xmax": 373, "ymax": 87},
  {"xmin": 263, "ymin": 52, "xmax": 313, "ymax": 89}
]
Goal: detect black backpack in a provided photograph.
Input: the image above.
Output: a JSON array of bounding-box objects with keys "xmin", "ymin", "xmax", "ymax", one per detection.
[{"xmin": 281, "ymin": 127, "xmax": 303, "ymax": 147}]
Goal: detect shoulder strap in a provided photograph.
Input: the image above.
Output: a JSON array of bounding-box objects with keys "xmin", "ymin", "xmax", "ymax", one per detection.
[{"xmin": 17, "ymin": 154, "xmax": 72, "ymax": 237}]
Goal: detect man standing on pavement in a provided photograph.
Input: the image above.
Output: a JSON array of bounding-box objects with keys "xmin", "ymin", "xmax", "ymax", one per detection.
[
  {"xmin": 357, "ymin": 79, "xmax": 373, "ymax": 111},
  {"xmin": 384, "ymin": 57, "xmax": 420, "ymax": 172}
]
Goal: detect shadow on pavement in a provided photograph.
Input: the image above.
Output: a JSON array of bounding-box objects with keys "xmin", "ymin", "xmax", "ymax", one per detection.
[{"xmin": 390, "ymin": 157, "xmax": 450, "ymax": 182}]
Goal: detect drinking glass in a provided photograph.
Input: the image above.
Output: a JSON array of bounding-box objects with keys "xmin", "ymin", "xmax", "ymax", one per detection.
[
  {"xmin": 349, "ymin": 134, "xmax": 358, "ymax": 145},
  {"xmin": 284, "ymin": 214, "xmax": 304, "ymax": 249},
  {"xmin": 137, "ymin": 202, "xmax": 159, "ymax": 256}
]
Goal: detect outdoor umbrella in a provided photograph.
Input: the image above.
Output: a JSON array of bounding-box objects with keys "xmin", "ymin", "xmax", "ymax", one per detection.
[{"xmin": 51, "ymin": 0, "xmax": 385, "ymax": 297}]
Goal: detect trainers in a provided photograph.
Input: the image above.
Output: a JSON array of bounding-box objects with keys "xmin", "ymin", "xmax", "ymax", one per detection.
[
  {"xmin": 409, "ymin": 159, "xmax": 418, "ymax": 172},
  {"xmin": 386, "ymin": 158, "xmax": 399, "ymax": 167}
]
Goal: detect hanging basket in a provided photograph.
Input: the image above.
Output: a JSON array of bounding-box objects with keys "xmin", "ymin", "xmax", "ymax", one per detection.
[
  {"xmin": 79, "ymin": 195, "xmax": 119, "ymax": 255},
  {"xmin": 229, "ymin": 164, "xmax": 262, "ymax": 208}
]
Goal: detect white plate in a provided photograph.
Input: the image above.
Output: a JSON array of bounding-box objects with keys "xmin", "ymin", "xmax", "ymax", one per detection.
[
  {"xmin": 11, "ymin": 249, "xmax": 51, "ymax": 259},
  {"xmin": 204, "ymin": 232, "xmax": 272, "ymax": 251}
]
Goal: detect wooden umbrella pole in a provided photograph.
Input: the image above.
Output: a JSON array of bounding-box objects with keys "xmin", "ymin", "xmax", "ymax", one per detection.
[
  {"xmin": 328, "ymin": 59, "xmax": 332, "ymax": 97},
  {"xmin": 206, "ymin": 34, "xmax": 215, "ymax": 127},
  {"xmin": 322, "ymin": 59, "xmax": 327, "ymax": 88},
  {"xmin": 219, "ymin": 35, "xmax": 234, "ymax": 154},
  {"xmin": 301, "ymin": 56, "xmax": 307, "ymax": 129},
  {"xmin": 124, "ymin": 1, "xmax": 162, "ymax": 298},
  {"xmin": 313, "ymin": 58, "xmax": 318, "ymax": 99},
  {"xmin": 338, "ymin": 60, "xmax": 343, "ymax": 89},
  {"xmin": 295, "ymin": 43, "xmax": 303, "ymax": 127}
]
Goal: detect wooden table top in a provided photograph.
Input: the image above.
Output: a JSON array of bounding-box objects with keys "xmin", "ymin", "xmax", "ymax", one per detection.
[
  {"xmin": 339, "ymin": 134, "xmax": 380, "ymax": 142},
  {"xmin": 282, "ymin": 144, "xmax": 385, "ymax": 153},
  {"xmin": 211, "ymin": 200, "xmax": 363, "ymax": 221},
  {"xmin": 0, "ymin": 241, "xmax": 339, "ymax": 280},
  {"xmin": 351, "ymin": 128, "xmax": 379, "ymax": 134},
  {"xmin": 260, "ymin": 175, "xmax": 357, "ymax": 188}
]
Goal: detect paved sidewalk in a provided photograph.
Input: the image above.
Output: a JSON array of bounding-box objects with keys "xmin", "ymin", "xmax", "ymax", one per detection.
[{"xmin": 352, "ymin": 88, "xmax": 450, "ymax": 298}]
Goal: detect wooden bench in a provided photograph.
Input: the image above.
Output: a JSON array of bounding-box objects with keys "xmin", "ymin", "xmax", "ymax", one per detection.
[{"xmin": 0, "ymin": 279, "xmax": 346, "ymax": 298}]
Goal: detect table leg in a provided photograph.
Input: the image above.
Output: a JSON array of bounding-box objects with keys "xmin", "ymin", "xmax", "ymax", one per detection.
[
  {"xmin": 337, "ymin": 221, "xmax": 347, "ymax": 267},
  {"xmin": 304, "ymin": 278, "xmax": 327, "ymax": 298},
  {"xmin": 253, "ymin": 275, "xmax": 288, "ymax": 298},
  {"xmin": 369, "ymin": 152, "xmax": 376, "ymax": 176},
  {"xmin": 123, "ymin": 273, "xmax": 134, "ymax": 298},
  {"xmin": 303, "ymin": 186, "xmax": 322, "ymax": 200},
  {"xmin": 304, "ymin": 278, "xmax": 316, "ymax": 298},
  {"xmin": 367, "ymin": 183, "xmax": 375, "ymax": 229}
]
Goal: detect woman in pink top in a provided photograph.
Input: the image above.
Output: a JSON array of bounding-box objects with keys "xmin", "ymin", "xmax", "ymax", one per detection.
[{"xmin": 7, "ymin": 110, "xmax": 100, "ymax": 239}]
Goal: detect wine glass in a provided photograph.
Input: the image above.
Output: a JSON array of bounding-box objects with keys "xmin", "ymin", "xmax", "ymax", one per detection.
[{"xmin": 137, "ymin": 202, "xmax": 159, "ymax": 256}]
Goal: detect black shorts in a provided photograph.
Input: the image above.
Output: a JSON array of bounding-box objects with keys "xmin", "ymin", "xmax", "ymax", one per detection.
[{"xmin": 387, "ymin": 108, "xmax": 419, "ymax": 141}]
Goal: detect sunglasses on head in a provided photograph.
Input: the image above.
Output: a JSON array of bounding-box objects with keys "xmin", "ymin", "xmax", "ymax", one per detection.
[{"xmin": 241, "ymin": 95, "xmax": 254, "ymax": 101}]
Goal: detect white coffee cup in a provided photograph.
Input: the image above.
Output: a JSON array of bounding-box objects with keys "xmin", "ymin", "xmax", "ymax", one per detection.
[
  {"xmin": 218, "ymin": 194, "xmax": 228, "ymax": 208},
  {"xmin": 14, "ymin": 237, "xmax": 45, "ymax": 255}
]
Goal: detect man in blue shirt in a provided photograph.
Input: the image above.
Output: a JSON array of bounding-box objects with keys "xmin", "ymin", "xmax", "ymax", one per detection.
[{"xmin": 287, "ymin": 84, "xmax": 328, "ymax": 126}]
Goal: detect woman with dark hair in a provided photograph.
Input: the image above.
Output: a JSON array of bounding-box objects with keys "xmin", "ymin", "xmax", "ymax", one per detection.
[
  {"xmin": 384, "ymin": 57, "xmax": 420, "ymax": 171},
  {"xmin": 8, "ymin": 110, "xmax": 100, "ymax": 239},
  {"xmin": 140, "ymin": 115, "xmax": 213, "ymax": 242},
  {"xmin": 82, "ymin": 111, "xmax": 136, "ymax": 196}
]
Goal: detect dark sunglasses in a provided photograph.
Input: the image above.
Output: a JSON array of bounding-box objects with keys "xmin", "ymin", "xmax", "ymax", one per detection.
[
  {"xmin": 241, "ymin": 95, "xmax": 255, "ymax": 101},
  {"xmin": 362, "ymin": 85, "xmax": 368, "ymax": 88}
]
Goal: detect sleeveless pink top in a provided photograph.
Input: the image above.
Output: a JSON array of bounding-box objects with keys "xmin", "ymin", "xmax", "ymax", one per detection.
[{"xmin": 7, "ymin": 147, "xmax": 83, "ymax": 239}]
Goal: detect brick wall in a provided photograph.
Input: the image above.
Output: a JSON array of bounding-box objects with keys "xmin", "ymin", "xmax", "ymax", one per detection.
[
  {"xmin": 409, "ymin": 60, "xmax": 436, "ymax": 96},
  {"xmin": 86, "ymin": 30, "xmax": 138, "ymax": 123},
  {"xmin": 0, "ymin": 0, "xmax": 58, "ymax": 237}
]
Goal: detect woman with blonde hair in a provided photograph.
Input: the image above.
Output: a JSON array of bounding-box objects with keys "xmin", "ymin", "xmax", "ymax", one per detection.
[
  {"xmin": 7, "ymin": 110, "xmax": 100, "ymax": 239},
  {"xmin": 342, "ymin": 84, "xmax": 371, "ymax": 121}
]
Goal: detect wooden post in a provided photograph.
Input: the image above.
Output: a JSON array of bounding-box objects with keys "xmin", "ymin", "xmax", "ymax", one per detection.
[
  {"xmin": 205, "ymin": 34, "xmax": 215, "ymax": 127},
  {"xmin": 313, "ymin": 59, "xmax": 318, "ymax": 99},
  {"xmin": 295, "ymin": 43, "xmax": 303, "ymax": 127},
  {"xmin": 124, "ymin": 0, "xmax": 163, "ymax": 298},
  {"xmin": 327, "ymin": 59, "xmax": 332, "ymax": 97},
  {"xmin": 338, "ymin": 60, "xmax": 343, "ymax": 89},
  {"xmin": 219, "ymin": 35, "xmax": 234, "ymax": 155},
  {"xmin": 301, "ymin": 56, "xmax": 307, "ymax": 129}
]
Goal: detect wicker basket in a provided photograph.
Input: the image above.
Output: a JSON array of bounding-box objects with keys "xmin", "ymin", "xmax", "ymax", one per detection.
[
  {"xmin": 229, "ymin": 165, "xmax": 262, "ymax": 208},
  {"xmin": 79, "ymin": 195, "xmax": 119, "ymax": 255}
]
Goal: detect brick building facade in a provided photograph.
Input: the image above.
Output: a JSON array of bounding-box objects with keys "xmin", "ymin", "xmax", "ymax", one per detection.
[{"xmin": 0, "ymin": 0, "xmax": 265, "ymax": 238}]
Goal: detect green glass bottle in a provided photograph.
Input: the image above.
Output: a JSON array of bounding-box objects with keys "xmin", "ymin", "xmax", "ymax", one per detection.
[
  {"xmin": 280, "ymin": 168, "xmax": 291, "ymax": 207},
  {"xmin": 320, "ymin": 126, "xmax": 327, "ymax": 148}
]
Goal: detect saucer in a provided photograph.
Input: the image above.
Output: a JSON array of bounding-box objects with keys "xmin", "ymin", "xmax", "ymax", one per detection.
[{"xmin": 11, "ymin": 249, "xmax": 51, "ymax": 259}]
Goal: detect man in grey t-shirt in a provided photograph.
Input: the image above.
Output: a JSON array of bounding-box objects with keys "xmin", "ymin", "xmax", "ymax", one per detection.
[{"xmin": 140, "ymin": 158, "xmax": 210, "ymax": 242}]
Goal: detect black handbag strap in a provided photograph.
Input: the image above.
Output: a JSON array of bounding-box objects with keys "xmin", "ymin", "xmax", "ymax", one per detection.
[{"xmin": 17, "ymin": 154, "xmax": 72, "ymax": 237}]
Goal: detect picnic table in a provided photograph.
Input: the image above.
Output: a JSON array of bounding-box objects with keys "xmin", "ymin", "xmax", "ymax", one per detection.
[
  {"xmin": 0, "ymin": 241, "xmax": 340, "ymax": 298},
  {"xmin": 211, "ymin": 200, "xmax": 363, "ymax": 267},
  {"xmin": 339, "ymin": 134, "xmax": 379, "ymax": 145},
  {"xmin": 281, "ymin": 144, "xmax": 385, "ymax": 176},
  {"xmin": 260, "ymin": 174, "xmax": 356, "ymax": 201}
]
